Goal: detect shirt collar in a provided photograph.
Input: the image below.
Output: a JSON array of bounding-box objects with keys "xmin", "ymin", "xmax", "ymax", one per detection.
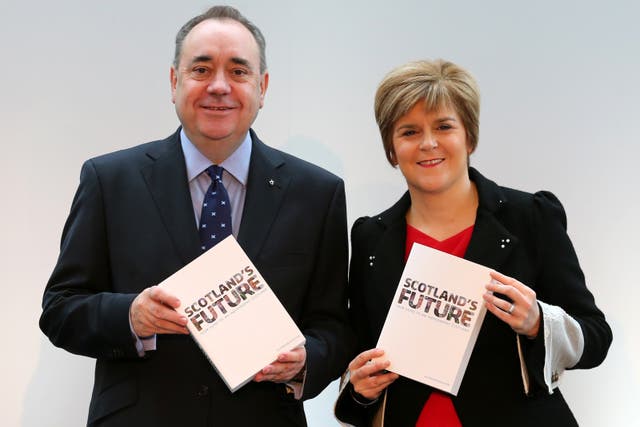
[{"xmin": 180, "ymin": 128, "xmax": 252, "ymax": 186}]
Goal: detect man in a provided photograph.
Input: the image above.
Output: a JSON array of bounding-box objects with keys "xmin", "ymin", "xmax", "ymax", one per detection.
[{"xmin": 39, "ymin": 6, "xmax": 351, "ymax": 426}]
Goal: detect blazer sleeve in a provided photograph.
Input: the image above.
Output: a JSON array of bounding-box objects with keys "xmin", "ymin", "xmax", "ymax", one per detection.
[
  {"xmin": 39, "ymin": 160, "xmax": 139, "ymax": 360},
  {"xmin": 334, "ymin": 216, "xmax": 380, "ymax": 426},
  {"xmin": 300, "ymin": 179, "xmax": 355, "ymax": 400},
  {"xmin": 346, "ymin": 216, "xmax": 377, "ymax": 353},
  {"xmin": 520, "ymin": 191, "xmax": 612, "ymax": 392}
]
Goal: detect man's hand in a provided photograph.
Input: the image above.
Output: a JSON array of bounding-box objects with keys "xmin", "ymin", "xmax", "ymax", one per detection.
[
  {"xmin": 130, "ymin": 286, "xmax": 189, "ymax": 337},
  {"xmin": 254, "ymin": 346, "xmax": 306, "ymax": 383}
]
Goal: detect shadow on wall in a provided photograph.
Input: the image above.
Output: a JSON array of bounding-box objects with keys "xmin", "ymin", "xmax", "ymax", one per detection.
[
  {"xmin": 280, "ymin": 135, "xmax": 345, "ymax": 179},
  {"xmin": 279, "ymin": 134, "xmax": 407, "ymax": 222},
  {"xmin": 561, "ymin": 316, "xmax": 636, "ymax": 426},
  {"xmin": 22, "ymin": 338, "xmax": 93, "ymax": 427}
]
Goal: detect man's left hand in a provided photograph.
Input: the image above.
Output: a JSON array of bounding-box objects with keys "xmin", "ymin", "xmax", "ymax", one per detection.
[{"xmin": 254, "ymin": 346, "xmax": 306, "ymax": 383}]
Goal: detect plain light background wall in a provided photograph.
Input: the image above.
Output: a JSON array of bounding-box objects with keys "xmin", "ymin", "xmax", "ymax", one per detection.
[{"xmin": 2, "ymin": 0, "xmax": 637, "ymax": 425}]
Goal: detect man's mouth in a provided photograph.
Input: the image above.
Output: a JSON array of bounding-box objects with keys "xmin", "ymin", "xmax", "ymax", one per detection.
[{"xmin": 202, "ymin": 106, "xmax": 234, "ymax": 111}]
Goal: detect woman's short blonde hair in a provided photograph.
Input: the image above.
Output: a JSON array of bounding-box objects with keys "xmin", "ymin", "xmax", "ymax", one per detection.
[{"xmin": 374, "ymin": 59, "xmax": 480, "ymax": 165}]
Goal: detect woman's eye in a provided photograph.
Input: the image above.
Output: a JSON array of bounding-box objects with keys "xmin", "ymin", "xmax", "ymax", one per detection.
[{"xmin": 402, "ymin": 130, "xmax": 417, "ymax": 137}]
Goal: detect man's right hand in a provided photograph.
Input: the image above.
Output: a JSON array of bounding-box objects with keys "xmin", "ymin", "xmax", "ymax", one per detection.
[{"xmin": 130, "ymin": 286, "xmax": 189, "ymax": 337}]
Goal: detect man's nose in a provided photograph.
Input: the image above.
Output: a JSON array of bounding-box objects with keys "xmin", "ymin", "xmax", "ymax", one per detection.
[{"xmin": 207, "ymin": 71, "xmax": 231, "ymax": 94}]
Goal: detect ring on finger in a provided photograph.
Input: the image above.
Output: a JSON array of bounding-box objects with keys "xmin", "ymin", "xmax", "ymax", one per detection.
[{"xmin": 507, "ymin": 303, "xmax": 515, "ymax": 314}]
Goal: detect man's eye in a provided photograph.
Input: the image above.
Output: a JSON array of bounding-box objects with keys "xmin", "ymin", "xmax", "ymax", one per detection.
[
  {"xmin": 232, "ymin": 68, "xmax": 248, "ymax": 76},
  {"xmin": 191, "ymin": 67, "xmax": 209, "ymax": 77}
]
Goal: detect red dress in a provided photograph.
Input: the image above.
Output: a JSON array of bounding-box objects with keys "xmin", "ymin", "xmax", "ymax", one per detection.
[{"xmin": 405, "ymin": 224, "xmax": 473, "ymax": 427}]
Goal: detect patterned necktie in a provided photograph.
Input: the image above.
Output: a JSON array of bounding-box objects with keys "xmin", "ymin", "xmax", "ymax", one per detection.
[{"xmin": 199, "ymin": 165, "xmax": 232, "ymax": 251}]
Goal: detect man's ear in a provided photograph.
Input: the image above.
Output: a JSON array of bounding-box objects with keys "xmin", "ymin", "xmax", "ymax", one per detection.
[
  {"xmin": 259, "ymin": 72, "xmax": 269, "ymax": 108},
  {"xmin": 170, "ymin": 66, "xmax": 178, "ymax": 104}
]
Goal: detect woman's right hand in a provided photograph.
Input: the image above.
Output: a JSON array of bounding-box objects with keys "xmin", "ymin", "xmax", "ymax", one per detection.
[{"xmin": 348, "ymin": 348, "xmax": 399, "ymax": 400}]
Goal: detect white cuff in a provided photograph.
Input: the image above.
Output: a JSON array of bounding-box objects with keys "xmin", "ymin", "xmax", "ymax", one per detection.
[
  {"xmin": 517, "ymin": 300, "xmax": 584, "ymax": 394},
  {"xmin": 129, "ymin": 315, "xmax": 156, "ymax": 357},
  {"xmin": 539, "ymin": 300, "xmax": 584, "ymax": 392},
  {"xmin": 285, "ymin": 368, "xmax": 307, "ymax": 400}
]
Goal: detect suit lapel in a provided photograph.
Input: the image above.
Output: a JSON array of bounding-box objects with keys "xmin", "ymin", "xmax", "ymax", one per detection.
[
  {"xmin": 141, "ymin": 132, "xmax": 201, "ymax": 265},
  {"xmin": 237, "ymin": 131, "xmax": 290, "ymax": 260}
]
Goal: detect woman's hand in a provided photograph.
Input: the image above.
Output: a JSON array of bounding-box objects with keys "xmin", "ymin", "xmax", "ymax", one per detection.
[
  {"xmin": 348, "ymin": 348, "xmax": 399, "ymax": 400},
  {"xmin": 483, "ymin": 271, "xmax": 541, "ymax": 338}
]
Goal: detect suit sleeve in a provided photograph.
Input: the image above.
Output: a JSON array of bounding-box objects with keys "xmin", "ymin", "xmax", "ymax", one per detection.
[
  {"xmin": 300, "ymin": 179, "xmax": 355, "ymax": 400},
  {"xmin": 521, "ymin": 191, "xmax": 612, "ymax": 393},
  {"xmin": 39, "ymin": 160, "xmax": 139, "ymax": 360}
]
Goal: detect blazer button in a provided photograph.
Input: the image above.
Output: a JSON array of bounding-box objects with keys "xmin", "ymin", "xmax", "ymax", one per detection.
[{"xmin": 196, "ymin": 385, "xmax": 209, "ymax": 397}]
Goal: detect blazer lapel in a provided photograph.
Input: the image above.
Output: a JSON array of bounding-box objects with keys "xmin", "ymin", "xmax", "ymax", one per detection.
[
  {"xmin": 465, "ymin": 209, "xmax": 518, "ymax": 270},
  {"xmin": 141, "ymin": 132, "xmax": 201, "ymax": 265},
  {"xmin": 368, "ymin": 194, "xmax": 411, "ymax": 334},
  {"xmin": 370, "ymin": 220, "xmax": 407, "ymax": 333},
  {"xmin": 464, "ymin": 168, "xmax": 517, "ymax": 270},
  {"xmin": 237, "ymin": 131, "xmax": 290, "ymax": 260}
]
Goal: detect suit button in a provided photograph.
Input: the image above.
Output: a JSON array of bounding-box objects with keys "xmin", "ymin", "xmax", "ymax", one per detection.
[{"xmin": 196, "ymin": 385, "xmax": 209, "ymax": 397}]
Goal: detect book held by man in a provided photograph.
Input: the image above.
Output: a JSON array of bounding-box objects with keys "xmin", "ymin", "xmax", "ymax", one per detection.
[
  {"xmin": 375, "ymin": 243, "xmax": 490, "ymax": 395},
  {"xmin": 160, "ymin": 235, "xmax": 305, "ymax": 392}
]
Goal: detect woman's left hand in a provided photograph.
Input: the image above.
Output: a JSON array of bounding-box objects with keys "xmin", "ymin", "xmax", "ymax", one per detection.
[{"xmin": 483, "ymin": 270, "xmax": 541, "ymax": 338}]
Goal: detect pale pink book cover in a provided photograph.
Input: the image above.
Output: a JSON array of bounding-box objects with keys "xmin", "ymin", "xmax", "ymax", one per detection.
[
  {"xmin": 160, "ymin": 236, "xmax": 305, "ymax": 392},
  {"xmin": 376, "ymin": 243, "xmax": 490, "ymax": 395}
]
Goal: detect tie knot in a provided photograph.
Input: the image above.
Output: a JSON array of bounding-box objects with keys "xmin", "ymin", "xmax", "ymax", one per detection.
[{"xmin": 205, "ymin": 165, "xmax": 224, "ymax": 183}]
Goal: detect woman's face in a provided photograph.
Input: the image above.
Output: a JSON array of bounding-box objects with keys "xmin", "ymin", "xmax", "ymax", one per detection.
[{"xmin": 392, "ymin": 102, "xmax": 471, "ymax": 196}]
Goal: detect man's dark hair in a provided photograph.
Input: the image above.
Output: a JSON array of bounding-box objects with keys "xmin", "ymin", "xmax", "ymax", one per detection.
[{"xmin": 173, "ymin": 5, "xmax": 267, "ymax": 73}]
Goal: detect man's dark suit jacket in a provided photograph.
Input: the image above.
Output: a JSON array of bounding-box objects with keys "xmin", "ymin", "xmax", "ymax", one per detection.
[
  {"xmin": 40, "ymin": 129, "xmax": 352, "ymax": 426},
  {"xmin": 335, "ymin": 168, "xmax": 612, "ymax": 427}
]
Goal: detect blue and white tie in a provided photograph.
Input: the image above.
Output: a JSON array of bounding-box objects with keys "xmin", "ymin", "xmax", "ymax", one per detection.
[{"xmin": 199, "ymin": 165, "xmax": 232, "ymax": 251}]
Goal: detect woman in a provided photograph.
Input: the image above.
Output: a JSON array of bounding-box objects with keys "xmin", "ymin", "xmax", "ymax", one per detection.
[{"xmin": 335, "ymin": 59, "xmax": 612, "ymax": 426}]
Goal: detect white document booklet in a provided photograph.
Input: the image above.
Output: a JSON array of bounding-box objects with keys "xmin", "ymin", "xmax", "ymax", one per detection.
[
  {"xmin": 160, "ymin": 236, "xmax": 306, "ymax": 392},
  {"xmin": 376, "ymin": 243, "xmax": 490, "ymax": 395}
]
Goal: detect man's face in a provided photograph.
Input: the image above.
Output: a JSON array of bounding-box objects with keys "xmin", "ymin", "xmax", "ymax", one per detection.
[{"xmin": 171, "ymin": 19, "xmax": 268, "ymax": 158}]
